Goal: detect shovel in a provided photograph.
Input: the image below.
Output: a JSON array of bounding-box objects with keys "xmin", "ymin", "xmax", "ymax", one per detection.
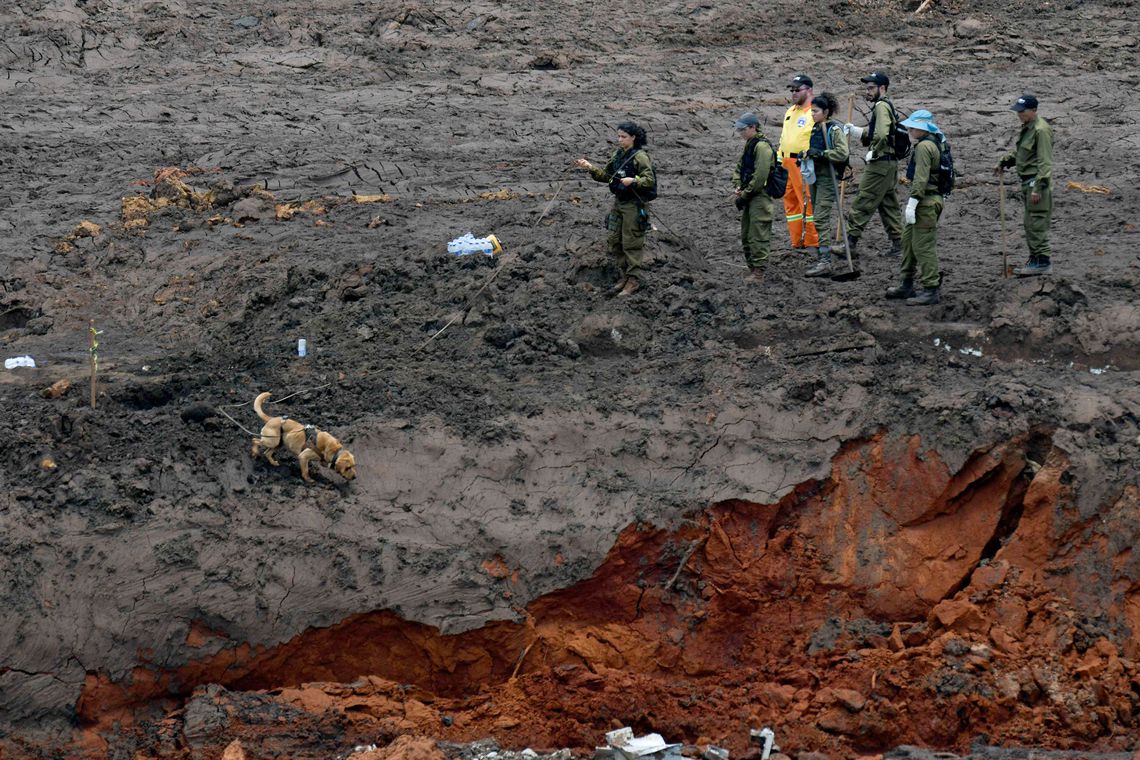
[{"xmin": 824, "ymin": 135, "xmax": 860, "ymax": 281}]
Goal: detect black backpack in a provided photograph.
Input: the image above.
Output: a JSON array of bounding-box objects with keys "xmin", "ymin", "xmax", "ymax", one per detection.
[
  {"xmin": 758, "ymin": 138, "xmax": 788, "ymax": 198},
  {"xmin": 888, "ymin": 103, "xmax": 913, "ymax": 161},
  {"xmin": 936, "ymin": 138, "xmax": 955, "ymax": 196}
]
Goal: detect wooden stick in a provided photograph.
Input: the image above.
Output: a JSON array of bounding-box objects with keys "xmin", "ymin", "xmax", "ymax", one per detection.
[
  {"xmin": 836, "ymin": 93, "xmax": 855, "ymax": 242},
  {"xmin": 663, "ymin": 538, "xmax": 705, "ymax": 591},
  {"xmin": 998, "ymin": 171, "xmax": 1009, "ymax": 278},
  {"xmin": 510, "ymin": 640, "xmax": 536, "ymax": 681},
  {"xmin": 88, "ymin": 320, "xmax": 98, "ymax": 409}
]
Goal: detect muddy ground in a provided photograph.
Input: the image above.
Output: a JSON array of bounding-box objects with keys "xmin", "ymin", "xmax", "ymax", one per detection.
[{"xmin": 1, "ymin": 0, "xmax": 1140, "ymax": 757}]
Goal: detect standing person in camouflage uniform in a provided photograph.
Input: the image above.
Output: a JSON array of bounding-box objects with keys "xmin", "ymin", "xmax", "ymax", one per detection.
[
  {"xmin": 887, "ymin": 110, "xmax": 946, "ymax": 305},
  {"xmin": 732, "ymin": 112, "xmax": 776, "ymax": 281},
  {"xmin": 802, "ymin": 92, "xmax": 850, "ymax": 278},
  {"xmin": 576, "ymin": 121, "xmax": 656, "ymax": 296},
  {"xmin": 843, "ymin": 71, "xmax": 904, "ymax": 265},
  {"xmin": 995, "ymin": 95, "xmax": 1054, "ymax": 276}
]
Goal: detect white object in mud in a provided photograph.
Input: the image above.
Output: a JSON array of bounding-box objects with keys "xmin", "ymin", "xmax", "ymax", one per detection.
[
  {"xmin": 750, "ymin": 728, "xmax": 778, "ymax": 760},
  {"xmin": 298, "ymin": 338, "xmax": 307, "ymax": 357},
  {"xmin": 4, "ymin": 356, "xmax": 36, "ymax": 369},
  {"xmin": 447, "ymin": 232, "xmax": 502, "ymax": 256}
]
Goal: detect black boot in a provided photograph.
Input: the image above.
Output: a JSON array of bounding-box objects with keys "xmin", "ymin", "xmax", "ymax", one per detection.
[
  {"xmin": 846, "ymin": 235, "xmax": 859, "ymax": 260},
  {"xmin": 883, "ymin": 238, "xmax": 902, "ymax": 257},
  {"xmin": 804, "ymin": 248, "xmax": 832, "ymax": 278},
  {"xmin": 906, "ymin": 286, "xmax": 940, "ymax": 306},
  {"xmin": 885, "ymin": 278, "xmax": 915, "ymax": 299}
]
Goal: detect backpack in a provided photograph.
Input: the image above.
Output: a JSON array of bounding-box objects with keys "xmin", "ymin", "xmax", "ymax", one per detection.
[
  {"xmin": 758, "ymin": 138, "xmax": 788, "ymax": 198},
  {"xmin": 887, "ymin": 103, "xmax": 913, "ymax": 161},
  {"xmin": 824, "ymin": 121, "xmax": 852, "ymax": 181},
  {"xmin": 936, "ymin": 138, "xmax": 955, "ymax": 196}
]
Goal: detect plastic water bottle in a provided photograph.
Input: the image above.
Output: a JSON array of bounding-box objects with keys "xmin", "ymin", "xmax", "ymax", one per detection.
[{"xmin": 297, "ymin": 339, "xmax": 307, "ymax": 357}]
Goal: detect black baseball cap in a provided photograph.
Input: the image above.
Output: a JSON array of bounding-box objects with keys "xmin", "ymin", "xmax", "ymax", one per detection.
[
  {"xmin": 789, "ymin": 74, "xmax": 813, "ymax": 89},
  {"xmin": 1011, "ymin": 94, "xmax": 1038, "ymax": 111},
  {"xmin": 860, "ymin": 71, "xmax": 890, "ymax": 87}
]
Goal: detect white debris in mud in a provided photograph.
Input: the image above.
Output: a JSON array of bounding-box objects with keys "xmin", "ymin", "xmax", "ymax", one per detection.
[{"xmin": 958, "ymin": 347, "xmax": 983, "ymax": 357}]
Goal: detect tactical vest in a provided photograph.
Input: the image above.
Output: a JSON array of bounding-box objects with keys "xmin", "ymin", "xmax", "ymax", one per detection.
[
  {"xmin": 739, "ymin": 136, "xmax": 761, "ymax": 188},
  {"xmin": 608, "ymin": 149, "xmax": 654, "ymax": 203},
  {"xmin": 866, "ymin": 98, "xmax": 901, "ymax": 160}
]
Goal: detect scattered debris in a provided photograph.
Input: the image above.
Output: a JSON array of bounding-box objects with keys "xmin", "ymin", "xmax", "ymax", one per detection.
[
  {"xmin": 40, "ymin": 457, "xmax": 57, "ymax": 471},
  {"xmin": 352, "ymin": 193, "xmax": 393, "ymax": 204},
  {"xmin": 41, "ymin": 379, "xmax": 71, "ymax": 399},
  {"xmin": 4, "ymin": 355, "xmax": 36, "ymax": 369},
  {"xmin": 1065, "ymin": 180, "xmax": 1110, "ymax": 195},
  {"xmin": 448, "ymin": 233, "xmax": 502, "ymax": 256},
  {"xmin": 597, "ymin": 726, "xmax": 683, "ymax": 760},
  {"xmin": 749, "ymin": 728, "xmax": 778, "ymax": 760}
]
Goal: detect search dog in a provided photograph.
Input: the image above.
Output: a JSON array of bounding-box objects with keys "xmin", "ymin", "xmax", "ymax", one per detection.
[{"xmin": 250, "ymin": 391, "xmax": 357, "ymax": 483}]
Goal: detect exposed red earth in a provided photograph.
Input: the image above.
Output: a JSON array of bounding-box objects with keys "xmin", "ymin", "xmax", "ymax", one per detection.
[{"xmin": 2, "ymin": 0, "xmax": 1139, "ymax": 758}]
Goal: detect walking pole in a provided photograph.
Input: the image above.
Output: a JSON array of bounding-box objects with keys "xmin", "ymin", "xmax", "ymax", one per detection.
[
  {"xmin": 998, "ymin": 169, "xmax": 1009, "ymax": 278},
  {"xmin": 836, "ymin": 93, "xmax": 855, "ymax": 242}
]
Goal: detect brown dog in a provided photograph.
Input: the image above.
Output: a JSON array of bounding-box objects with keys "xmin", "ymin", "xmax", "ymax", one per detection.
[{"xmin": 250, "ymin": 391, "xmax": 357, "ymax": 482}]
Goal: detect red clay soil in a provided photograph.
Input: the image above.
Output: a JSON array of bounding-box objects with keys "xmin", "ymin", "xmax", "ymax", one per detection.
[
  {"xmin": 3, "ymin": 0, "xmax": 1140, "ymax": 758},
  {"xmin": 68, "ymin": 434, "xmax": 1140, "ymax": 757}
]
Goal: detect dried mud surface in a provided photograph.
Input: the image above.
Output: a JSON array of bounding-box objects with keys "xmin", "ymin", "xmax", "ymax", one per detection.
[{"xmin": 1, "ymin": 0, "xmax": 1140, "ymax": 758}]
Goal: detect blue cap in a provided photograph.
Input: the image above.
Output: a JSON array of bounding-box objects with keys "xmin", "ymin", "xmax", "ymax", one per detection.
[{"xmin": 900, "ymin": 109, "xmax": 941, "ymax": 135}]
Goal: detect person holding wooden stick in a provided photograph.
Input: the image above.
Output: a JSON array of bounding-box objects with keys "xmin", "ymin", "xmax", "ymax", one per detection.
[
  {"xmin": 802, "ymin": 92, "xmax": 850, "ymax": 278},
  {"xmin": 995, "ymin": 94, "xmax": 1054, "ymax": 276}
]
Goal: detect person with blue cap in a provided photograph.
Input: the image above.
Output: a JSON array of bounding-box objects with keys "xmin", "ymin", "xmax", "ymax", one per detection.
[
  {"xmin": 886, "ymin": 109, "xmax": 947, "ymax": 305},
  {"xmin": 732, "ymin": 111, "xmax": 777, "ymax": 281},
  {"xmin": 995, "ymin": 95, "xmax": 1054, "ymax": 276}
]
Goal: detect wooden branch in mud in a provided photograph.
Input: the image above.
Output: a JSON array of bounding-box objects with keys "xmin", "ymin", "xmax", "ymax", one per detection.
[
  {"xmin": 664, "ymin": 538, "xmax": 705, "ymax": 591},
  {"xmin": 915, "ymin": 0, "xmax": 935, "ymax": 14},
  {"xmin": 784, "ymin": 333, "xmax": 877, "ymax": 360},
  {"xmin": 509, "ymin": 640, "xmax": 536, "ymax": 680}
]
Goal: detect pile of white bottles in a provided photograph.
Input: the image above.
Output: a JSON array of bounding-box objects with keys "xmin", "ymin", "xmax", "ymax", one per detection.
[{"xmin": 447, "ymin": 233, "xmax": 501, "ymax": 256}]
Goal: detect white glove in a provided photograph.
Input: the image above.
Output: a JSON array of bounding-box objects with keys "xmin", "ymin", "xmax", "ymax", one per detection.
[
  {"xmin": 905, "ymin": 197, "xmax": 918, "ymax": 225},
  {"xmin": 864, "ymin": 150, "xmax": 874, "ymax": 163},
  {"xmin": 845, "ymin": 123, "xmax": 865, "ymax": 140}
]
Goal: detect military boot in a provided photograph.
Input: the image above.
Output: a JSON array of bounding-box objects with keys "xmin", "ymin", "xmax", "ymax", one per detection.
[
  {"xmin": 846, "ymin": 235, "xmax": 859, "ymax": 260},
  {"xmin": 882, "ymin": 238, "xmax": 902, "ymax": 257},
  {"xmin": 885, "ymin": 278, "xmax": 916, "ymax": 300},
  {"xmin": 804, "ymin": 247, "xmax": 832, "ymax": 278},
  {"xmin": 1013, "ymin": 255, "xmax": 1052, "ymax": 276},
  {"xmin": 906, "ymin": 286, "xmax": 940, "ymax": 306}
]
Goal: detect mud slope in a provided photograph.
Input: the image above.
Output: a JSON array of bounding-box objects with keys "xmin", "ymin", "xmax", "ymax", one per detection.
[{"xmin": 1, "ymin": 0, "xmax": 1139, "ymax": 757}]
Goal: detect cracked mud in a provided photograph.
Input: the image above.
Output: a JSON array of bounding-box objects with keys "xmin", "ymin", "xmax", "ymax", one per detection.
[{"xmin": 2, "ymin": 0, "xmax": 1140, "ymax": 758}]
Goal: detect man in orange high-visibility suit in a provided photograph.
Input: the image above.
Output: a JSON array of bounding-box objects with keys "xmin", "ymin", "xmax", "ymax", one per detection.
[{"xmin": 777, "ymin": 73, "xmax": 820, "ymax": 256}]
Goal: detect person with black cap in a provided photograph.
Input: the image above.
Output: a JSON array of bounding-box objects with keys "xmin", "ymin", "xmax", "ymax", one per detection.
[
  {"xmin": 841, "ymin": 71, "xmax": 904, "ymax": 266},
  {"xmin": 778, "ymin": 74, "xmax": 820, "ymax": 257},
  {"xmin": 732, "ymin": 112, "xmax": 777, "ymax": 280},
  {"xmin": 576, "ymin": 121, "xmax": 657, "ymax": 296},
  {"xmin": 887, "ymin": 110, "xmax": 946, "ymax": 305},
  {"xmin": 995, "ymin": 95, "xmax": 1054, "ymax": 276}
]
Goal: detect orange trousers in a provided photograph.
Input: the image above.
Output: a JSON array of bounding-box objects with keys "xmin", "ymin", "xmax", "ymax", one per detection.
[{"xmin": 782, "ymin": 156, "xmax": 819, "ymax": 249}]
